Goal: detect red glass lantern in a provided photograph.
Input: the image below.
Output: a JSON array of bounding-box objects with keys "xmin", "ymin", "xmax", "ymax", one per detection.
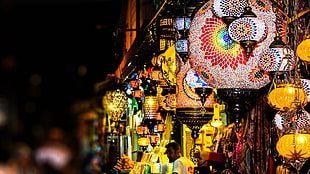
[
  {"xmin": 136, "ymin": 125, "xmax": 149, "ymax": 136},
  {"xmin": 149, "ymin": 134, "xmax": 160, "ymax": 147},
  {"xmin": 129, "ymin": 79, "xmax": 141, "ymax": 88},
  {"xmin": 132, "ymin": 89, "xmax": 144, "ymax": 98}
]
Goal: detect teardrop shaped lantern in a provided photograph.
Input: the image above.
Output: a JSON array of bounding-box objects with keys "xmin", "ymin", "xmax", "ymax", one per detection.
[
  {"xmin": 228, "ymin": 6, "xmax": 267, "ymax": 58},
  {"xmin": 297, "ymin": 35, "xmax": 310, "ymax": 62}
]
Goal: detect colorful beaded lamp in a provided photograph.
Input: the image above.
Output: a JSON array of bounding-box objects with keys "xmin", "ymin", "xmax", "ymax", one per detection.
[
  {"xmin": 259, "ymin": 48, "xmax": 295, "ymax": 72},
  {"xmin": 188, "ymin": 0, "xmax": 273, "ymax": 89}
]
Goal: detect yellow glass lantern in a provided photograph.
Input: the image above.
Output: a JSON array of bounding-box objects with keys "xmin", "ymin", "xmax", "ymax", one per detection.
[
  {"xmin": 143, "ymin": 96, "xmax": 159, "ymax": 119},
  {"xmin": 102, "ymin": 88, "xmax": 128, "ymax": 122},
  {"xmin": 297, "ymin": 35, "xmax": 310, "ymax": 62},
  {"xmin": 267, "ymin": 84, "xmax": 308, "ymax": 111},
  {"xmin": 138, "ymin": 137, "xmax": 150, "ymax": 147},
  {"xmin": 276, "ymin": 133, "xmax": 310, "ymax": 159}
]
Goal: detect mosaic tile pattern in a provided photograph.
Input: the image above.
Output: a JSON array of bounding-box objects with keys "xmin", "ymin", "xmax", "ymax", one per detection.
[{"xmin": 188, "ymin": 0, "xmax": 276, "ymax": 88}]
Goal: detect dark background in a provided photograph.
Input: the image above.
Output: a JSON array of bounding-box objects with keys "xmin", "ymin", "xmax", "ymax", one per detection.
[{"xmin": 0, "ymin": 0, "xmax": 122, "ymax": 143}]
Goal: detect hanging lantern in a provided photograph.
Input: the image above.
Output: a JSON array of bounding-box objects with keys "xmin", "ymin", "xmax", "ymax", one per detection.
[
  {"xmin": 143, "ymin": 93, "xmax": 159, "ymax": 132},
  {"xmin": 129, "ymin": 79, "xmax": 142, "ymax": 88},
  {"xmin": 301, "ymin": 79, "xmax": 310, "ymax": 102},
  {"xmin": 297, "ymin": 35, "xmax": 310, "ymax": 62},
  {"xmin": 276, "ymin": 133, "xmax": 310, "ymax": 160},
  {"xmin": 149, "ymin": 134, "xmax": 160, "ymax": 147},
  {"xmin": 136, "ymin": 124, "xmax": 149, "ymax": 136},
  {"xmin": 259, "ymin": 48, "xmax": 295, "ymax": 72},
  {"xmin": 175, "ymin": 17, "xmax": 191, "ymax": 31},
  {"xmin": 267, "ymin": 84, "xmax": 308, "ymax": 111},
  {"xmin": 150, "ymin": 66, "xmax": 164, "ymax": 81},
  {"xmin": 228, "ymin": 6, "xmax": 267, "ymax": 58},
  {"xmin": 212, "ymin": 0, "xmax": 247, "ymax": 25},
  {"xmin": 132, "ymin": 88, "xmax": 144, "ymax": 98},
  {"xmin": 138, "ymin": 137, "xmax": 150, "ymax": 148},
  {"xmin": 175, "ymin": 16, "xmax": 191, "ymax": 62},
  {"xmin": 102, "ymin": 88, "xmax": 128, "ymax": 122}
]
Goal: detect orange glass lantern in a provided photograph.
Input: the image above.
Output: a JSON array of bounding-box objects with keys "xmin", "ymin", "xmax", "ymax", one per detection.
[
  {"xmin": 149, "ymin": 134, "xmax": 160, "ymax": 147},
  {"xmin": 136, "ymin": 125, "xmax": 149, "ymax": 136},
  {"xmin": 132, "ymin": 89, "xmax": 144, "ymax": 98},
  {"xmin": 267, "ymin": 84, "xmax": 308, "ymax": 111},
  {"xmin": 276, "ymin": 133, "xmax": 310, "ymax": 159},
  {"xmin": 297, "ymin": 35, "xmax": 310, "ymax": 62},
  {"xmin": 129, "ymin": 79, "xmax": 141, "ymax": 88}
]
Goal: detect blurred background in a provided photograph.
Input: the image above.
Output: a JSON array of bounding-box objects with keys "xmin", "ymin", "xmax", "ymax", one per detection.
[{"xmin": 0, "ymin": 0, "xmax": 122, "ymax": 171}]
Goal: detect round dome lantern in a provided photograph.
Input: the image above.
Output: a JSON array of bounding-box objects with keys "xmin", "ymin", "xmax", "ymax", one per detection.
[
  {"xmin": 259, "ymin": 48, "xmax": 295, "ymax": 72},
  {"xmin": 276, "ymin": 133, "xmax": 310, "ymax": 159},
  {"xmin": 267, "ymin": 84, "xmax": 308, "ymax": 111},
  {"xmin": 297, "ymin": 35, "xmax": 310, "ymax": 62}
]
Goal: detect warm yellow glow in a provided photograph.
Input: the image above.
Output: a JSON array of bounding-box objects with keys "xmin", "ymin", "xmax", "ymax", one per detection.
[
  {"xmin": 102, "ymin": 89, "xmax": 128, "ymax": 122},
  {"xmin": 211, "ymin": 103, "xmax": 224, "ymax": 127},
  {"xmin": 143, "ymin": 96, "xmax": 159, "ymax": 119},
  {"xmin": 267, "ymin": 84, "xmax": 308, "ymax": 111},
  {"xmin": 297, "ymin": 35, "xmax": 310, "ymax": 62},
  {"xmin": 138, "ymin": 137, "xmax": 150, "ymax": 147},
  {"xmin": 276, "ymin": 133, "xmax": 310, "ymax": 159}
]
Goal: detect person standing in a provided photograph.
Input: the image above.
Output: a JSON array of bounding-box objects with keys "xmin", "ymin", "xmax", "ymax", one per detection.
[{"xmin": 165, "ymin": 142, "xmax": 195, "ymax": 174}]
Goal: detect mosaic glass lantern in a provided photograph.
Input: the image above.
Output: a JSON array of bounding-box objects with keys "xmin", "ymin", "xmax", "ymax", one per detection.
[
  {"xmin": 212, "ymin": 0, "xmax": 247, "ymax": 25},
  {"xmin": 267, "ymin": 84, "xmax": 308, "ymax": 111},
  {"xmin": 102, "ymin": 88, "xmax": 128, "ymax": 122},
  {"xmin": 228, "ymin": 16, "xmax": 267, "ymax": 58},
  {"xmin": 276, "ymin": 133, "xmax": 310, "ymax": 160},
  {"xmin": 259, "ymin": 48, "xmax": 295, "ymax": 72},
  {"xmin": 301, "ymin": 79, "xmax": 310, "ymax": 102},
  {"xmin": 297, "ymin": 35, "xmax": 310, "ymax": 62}
]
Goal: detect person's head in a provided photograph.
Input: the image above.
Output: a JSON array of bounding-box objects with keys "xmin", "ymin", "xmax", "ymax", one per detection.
[
  {"xmin": 198, "ymin": 151, "xmax": 209, "ymax": 166},
  {"xmin": 165, "ymin": 142, "xmax": 181, "ymax": 163}
]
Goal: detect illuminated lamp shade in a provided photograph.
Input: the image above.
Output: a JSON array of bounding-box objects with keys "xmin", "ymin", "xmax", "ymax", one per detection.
[
  {"xmin": 138, "ymin": 137, "xmax": 150, "ymax": 147},
  {"xmin": 175, "ymin": 39, "xmax": 189, "ymax": 54},
  {"xmin": 136, "ymin": 125, "xmax": 149, "ymax": 136},
  {"xmin": 228, "ymin": 17, "xmax": 267, "ymax": 58},
  {"xmin": 129, "ymin": 79, "xmax": 141, "ymax": 88},
  {"xmin": 143, "ymin": 96, "xmax": 159, "ymax": 119},
  {"xmin": 155, "ymin": 123, "xmax": 165, "ymax": 133},
  {"xmin": 102, "ymin": 88, "xmax": 128, "ymax": 122},
  {"xmin": 175, "ymin": 17, "xmax": 191, "ymax": 31},
  {"xmin": 150, "ymin": 67, "xmax": 164, "ymax": 81},
  {"xmin": 259, "ymin": 48, "xmax": 295, "ymax": 72},
  {"xmin": 267, "ymin": 84, "xmax": 308, "ymax": 111},
  {"xmin": 149, "ymin": 134, "xmax": 160, "ymax": 147},
  {"xmin": 276, "ymin": 133, "xmax": 310, "ymax": 159},
  {"xmin": 132, "ymin": 89, "xmax": 144, "ymax": 98},
  {"xmin": 297, "ymin": 35, "xmax": 310, "ymax": 62},
  {"xmin": 212, "ymin": 0, "xmax": 246, "ymax": 25}
]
